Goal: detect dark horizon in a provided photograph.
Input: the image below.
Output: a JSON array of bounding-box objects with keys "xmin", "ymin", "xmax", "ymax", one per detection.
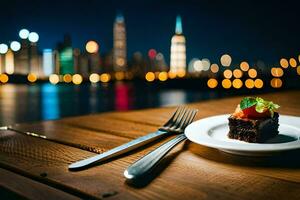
[{"xmin": 1, "ymin": 0, "xmax": 300, "ymax": 64}]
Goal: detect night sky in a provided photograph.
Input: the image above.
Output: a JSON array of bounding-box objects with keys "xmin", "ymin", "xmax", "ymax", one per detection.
[{"xmin": 1, "ymin": 0, "xmax": 299, "ymax": 64}]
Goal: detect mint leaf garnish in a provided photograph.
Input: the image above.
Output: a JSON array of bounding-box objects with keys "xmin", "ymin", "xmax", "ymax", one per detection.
[{"xmin": 240, "ymin": 97, "xmax": 257, "ymax": 110}]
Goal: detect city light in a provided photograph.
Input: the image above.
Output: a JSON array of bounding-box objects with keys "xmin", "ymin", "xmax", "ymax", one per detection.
[
  {"xmin": 28, "ymin": 32, "xmax": 39, "ymax": 43},
  {"xmin": 240, "ymin": 61, "xmax": 250, "ymax": 71},
  {"xmin": 49, "ymin": 74, "xmax": 60, "ymax": 84},
  {"xmin": 201, "ymin": 59, "xmax": 210, "ymax": 71},
  {"xmin": 10, "ymin": 41, "xmax": 21, "ymax": 52},
  {"xmin": 223, "ymin": 69, "xmax": 232, "ymax": 79},
  {"xmin": 233, "ymin": 69, "xmax": 243, "ymax": 78},
  {"xmin": 232, "ymin": 79, "xmax": 243, "ymax": 89},
  {"xmin": 271, "ymin": 78, "xmax": 282, "ymax": 88},
  {"xmin": 177, "ymin": 70, "xmax": 186, "ymax": 78},
  {"xmin": 148, "ymin": 49, "xmax": 157, "ymax": 59},
  {"xmin": 254, "ymin": 79, "xmax": 263, "ymax": 88},
  {"xmin": 271, "ymin": 67, "xmax": 283, "ymax": 77},
  {"xmin": 158, "ymin": 72, "xmax": 168, "ymax": 81},
  {"xmin": 289, "ymin": 58, "xmax": 297, "ymax": 68},
  {"xmin": 207, "ymin": 78, "xmax": 218, "ymax": 88},
  {"xmin": 19, "ymin": 29, "xmax": 30, "ymax": 39},
  {"xmin": 72, "ymin": 74, "xmax": 83, "ymax": 85},
  {"xmin": 63, "ymin": 74, "xmax": 72, "ymax": 83},
  {"xmin": 168, "ymin": 71, "xmax": 176, "ymax": 79},
  {"xmin": 210, "ymin": 64, "xmax": 219, "ymax": 73},
  {"xmin": 193, "ymin": 60, "xmax": 203, "ymax": 71},
  {"xmin": 5, "ymin": 49, "xmax": 14, "ymax": 74},
  {"xmin": 115, "ymin": 71, "xmax": 125, "ymax": 80},
  {"xmin": 43, "ymin": 49, "xmax": 54, "ymax": 76},
  {"xmin": 220, "ymin": 54, "xmax": 232, "ymax": 67},
  {"xmin": 27, "ymin": 73, "xmax": 37, "ymax": 83},
  {"xmin": 85, "ymin": 40, "xmax": 99, "ymax": 53},
  {"xmin": 0, "ymin": 44, "xmax": 8, "ymax": 54},
  {"xmin": 145, "ymin": 72, "xmax": 155, "ymax": 82},
  {"xmin": 248, "ymin": 68, "xmax": 257, "ymax": 78},
  {"xmin": 245, "ymin": 79, "xmax": 254, "ymax": 89},
  {"xmin": 0, "ymin": 74, "xmax": 9, "ymax": 83},
  {"xmin": 297, "ymin": 66, "xmax": 300, "ymax": 75},
  {"xmin": 222, "ymin": 79, "xmax": 231, "ymax": 89},
  {"xmin": 280, "ymin": 58, "xmax": 289, "ymax": 68},
  {"xmin": 100, "ymin": 73, "xmax": 111, "ymax": 83},
  {"xmin": 89, "ymin": 73, "xmax": 100, "ymax": 83}
]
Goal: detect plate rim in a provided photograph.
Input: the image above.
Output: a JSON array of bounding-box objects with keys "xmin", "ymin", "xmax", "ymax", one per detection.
[{"xmin": 185, "ymin": 114, "xmax": 300, "ymax": 153}]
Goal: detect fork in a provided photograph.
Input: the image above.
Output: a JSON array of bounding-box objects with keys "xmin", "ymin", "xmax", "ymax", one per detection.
[
  {"xmin": 69, "ymin": 107, "xmax": 192, "ymax": 170},
  {"xmin": 124, "ymin": 108, "xmax": 198, "ymax": 180}
]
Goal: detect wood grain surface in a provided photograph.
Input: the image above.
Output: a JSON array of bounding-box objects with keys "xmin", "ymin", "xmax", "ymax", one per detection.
[{"xmin": 1, "ymin": 90, "xmax": 300, "ymax": 199}]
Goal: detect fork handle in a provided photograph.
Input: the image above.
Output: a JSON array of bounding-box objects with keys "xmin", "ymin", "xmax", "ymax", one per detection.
[
  {"xmin": 69, "ymin": 130, "xmax": 169, "ymax": 170},
  {"xmin": 124, "ymin": 133, "xmax": 187, "ymax": 180}
]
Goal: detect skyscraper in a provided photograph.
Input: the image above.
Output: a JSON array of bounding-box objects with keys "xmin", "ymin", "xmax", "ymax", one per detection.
[
  {"xmin": 113, "ymin": 13, "xmax": 127, "ymax": 72},
  {"xmin": 170, "ymin": 15, "xmax": 186, "ymax": 73}
]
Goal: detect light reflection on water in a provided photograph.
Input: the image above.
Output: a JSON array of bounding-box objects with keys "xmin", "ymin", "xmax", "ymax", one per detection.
[{"xmin": 0, "ymin": 82, "xmax": 220, "ymax": 125}]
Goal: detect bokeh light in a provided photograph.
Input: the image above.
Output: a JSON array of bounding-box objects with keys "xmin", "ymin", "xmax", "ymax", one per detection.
[
  {"xmin": 201, "ymin": 59, "xmax": 210, "ymax": 71},
  {"xmin": 245, "ymin": 79, "xmax": 254, "ymax": 89},
  {"xmin": 222, "ymin": 79, "xmax": 231, "ymax": 89},
  {"xmin": 271, "ymin": 78, "xmax": 282, "ymax": 88},
  {"xmin": 168, "ymin": 71, "xmax": 176, "ymax": 79},
  {"xmin": 271, "ymin": 67, "xmax": 284, "ymax": 77},
  {"xmin": 223, "ymin": 69, "xmax": 232, "ymax": 79},
  {"xmin": 158, "ymin": 72, "xmax": 168, "ymax": 81},
  {"xmin": 89, "ymin": 73, "xmax": 99, "ymax": 83},
  {"xmin": 100, "ymin": 73, "xmax": 111, "ymax": 83},
  {"xmin": 254, "ymin": 79, "xmax": 263, "ymax": 88},
  {"xmin": 115, "ymin": 71, "xmax": 125, "ymax": 81},
  {"xmin": 240, "ymin": 61, "xmax": 250, "ymax": 71},
  {"xmin": 49, "ymin": 74, "xmax": 59, "ymax": 84},
  {"xmin": 10, "ymin": 41, "xmax": 21, "ymax": 52},
  {"xmin": 207, "ymin": 78, "xmax": 218, "ymax": 88},
  {"xmin": 233, "ymin": 69, "xmax": 243, "ymax": 78},
  {"xmin": 220, "ymin": 54, "xmax": 232, "ymax": 67},
  {"xmin": 297, "ymin": 66, "xmax": 300, "ymax": 75},
  {"xmin": 210, "ymin": 63, "xmax": 219, "ymax": 73},
  {"xmin": 28, "ymin": 32, "xmax": 39, "ymax": 43},
  {"xmin": 289, "ymin": 58, "xmax": 297, "ymax": 68},
  {"xmin": 85, "ymin": 41, "xmax": 99, "ymax": 53},
  {"xmin": 177, "ymin": 70, "xmax": 186, "ymax": 78},
  {"xmin": 248, "ymin": 68, "xmax": 257, "ymax": 78},
  {"xmin": 0, "ymin": 44, "xmax": 8, "ymax": 54},
  {"xmin": 0, "ymin": 74, "xmax": 9, "ymax": 83},
  {"xmin": 232, "ymin": 79, "xmax": 243, "ymax": 89},
  {"xmin": 72, "ymin": 74, "xmax": 83, "ymax": 85},
  {"xmin": 280, "ymin": 58, "xmax": 289, "ymax": 68},
  {"xmin": 63, "ymin": 74, "xmax": 72, "ymax": 83},
  {"xmin": 27, "ymin": 73, "xmax": 37, "ymax": 83},
  {"xmin": 145, "ymin": 72, "xmax": 155, "ymax": 82},
  {"xmin": 19, "ymin": 29, "xmax": 30, "ymax": 39},
  {"xmin": 193, "ymin": 60, "xmax": 203, "ymax": 71},
  {"xmin": 148, "ymin": 49, "xmax": 157, "ymax": 59}
]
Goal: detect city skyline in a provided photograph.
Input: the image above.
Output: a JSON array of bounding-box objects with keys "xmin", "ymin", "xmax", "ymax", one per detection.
[{"xmin": 1, "ymin": 0, "xmax": 300, "ymax": 64}]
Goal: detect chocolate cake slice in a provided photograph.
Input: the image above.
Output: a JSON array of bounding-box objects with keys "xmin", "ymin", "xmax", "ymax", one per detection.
[{"xmin": 228, "ymin": 112, "xmax": 279, "ymax": 143}]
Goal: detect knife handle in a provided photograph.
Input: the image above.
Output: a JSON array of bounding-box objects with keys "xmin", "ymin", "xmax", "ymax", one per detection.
[
  {"xmin": 68, "ymin": 130, "xmax": 169, "ymax": 170},
  {"xmin": 124, "ymin": 133, "xmax": 186, "ymax": 180}
]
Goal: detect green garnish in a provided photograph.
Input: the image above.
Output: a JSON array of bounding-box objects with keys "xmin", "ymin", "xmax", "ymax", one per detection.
[{"xmin": 240, "ymin": 97, "xmax": 280, "ymax": 117}]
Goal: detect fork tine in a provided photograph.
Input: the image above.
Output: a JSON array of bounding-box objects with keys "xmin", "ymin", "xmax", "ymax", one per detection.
[
  {"xmin": 167, "ymin": 107, "xmax": 187, "ymax": 128},
  {"xmin": 163, "ymin": 107, "xmax": 183, "ymax": 127},
  {"xmin": 176, "ymin": 109, "xmax": 193, "ymax": 130},
  {"xmin": 183, "ymin": 110, "xmax": 198, "ymax": 128},
  {"xmin": 171, "ymin": 107, "xmax": 189, "ymax": 129}
]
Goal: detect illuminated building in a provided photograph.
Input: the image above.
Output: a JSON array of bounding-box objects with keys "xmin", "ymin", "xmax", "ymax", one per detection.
[
  {"xmin": 5, "ymin": 49, "xmax": 14, "ymax": 74},
  {"xmin": 43, "ymin": 49, "xmax": 54, "ymax": 76},
  {"xmin": 16, "ymin": 38, "xmax": 30, "ymax": 74},
  {"xmin": 29, "ymin": 42, "xmax": 40, "ymax": 76},
  {"xmin": 89, "ymin": 53, "xmax": 100, "ymax": 73},
  {"xmin": 78, "ymin": 53, "xmax": 89, "ymax": 78},
  {"xmin": 0, "ymin": 55, "xmax": 4, "ymax": 73},
  {"xmin": 73, "ymin": 48, "xmax": 80, "ymax": 74},
  {"xmin": 113, "ymin": 13, "xmax": 127, "ymax": 72},
  {"xmin": 58, "ymin": 35, "xmax": 74, "ymax": 74},
  {"xmin": 170, "ymin": 15, "xmax": 186, "ymax": 73}
]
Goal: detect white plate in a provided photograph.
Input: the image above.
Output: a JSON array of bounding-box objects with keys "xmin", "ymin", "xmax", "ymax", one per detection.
[{"xmin": 185, "ymin": 114, "xmax": 300, "ymax": 156}]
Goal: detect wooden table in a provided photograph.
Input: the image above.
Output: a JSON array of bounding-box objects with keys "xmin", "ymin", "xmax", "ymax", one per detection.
[{"xmin": 1, "ymin": 91, "xmax": 300, "ymax": 200}]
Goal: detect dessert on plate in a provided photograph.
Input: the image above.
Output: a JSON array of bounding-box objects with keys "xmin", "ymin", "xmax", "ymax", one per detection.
[{"xmin": 228, "ymin": 97, "xmax": 280, "ymax": 143}]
